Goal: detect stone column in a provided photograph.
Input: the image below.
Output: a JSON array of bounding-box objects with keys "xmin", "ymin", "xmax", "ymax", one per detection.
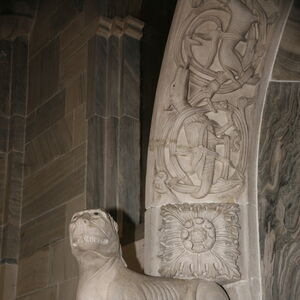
[
  {"xmin": 144, "ymin": 0, "xmax": 292, "ymax": 299},
  {"xmin": 0, "ymin": 15, "xmax": 31, "ymax": 300},
  {"xmin": 87, "ymin": 17, "xmax": 143, "ymax": 240}
]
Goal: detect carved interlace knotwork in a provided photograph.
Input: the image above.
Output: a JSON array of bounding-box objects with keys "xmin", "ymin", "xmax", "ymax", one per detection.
[
  {"xmin": 159, "ymin": 203, "xmax": 240, "ymax": 282},
  {"xmin": 151, "ymin": 0, "xmax": 277, "ymax": 205}
]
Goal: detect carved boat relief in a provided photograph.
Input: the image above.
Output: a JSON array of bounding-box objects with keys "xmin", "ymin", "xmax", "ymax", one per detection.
[{"xmin": 145, "ymin": 0, "xmax": 292, "ymax": 299}]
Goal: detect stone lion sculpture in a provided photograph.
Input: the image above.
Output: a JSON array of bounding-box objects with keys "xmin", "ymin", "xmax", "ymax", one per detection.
[{"xmin": 70, "ymin": 209, "xmax": 229, "ymax": 300}]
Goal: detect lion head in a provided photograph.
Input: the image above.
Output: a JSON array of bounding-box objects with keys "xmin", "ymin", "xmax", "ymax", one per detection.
[{"xmin": 69, "ymin": 209, "xmax": 121, "ymax": 261}]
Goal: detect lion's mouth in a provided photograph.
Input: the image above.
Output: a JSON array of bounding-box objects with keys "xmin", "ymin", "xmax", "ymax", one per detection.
[{"xmin": 72, "ymin": 234, "xmax": 109, "ymax": 248}]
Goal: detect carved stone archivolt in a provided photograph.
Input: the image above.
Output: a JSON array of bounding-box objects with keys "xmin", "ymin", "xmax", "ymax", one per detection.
[
  {"xmin": 150, "ymin": 0, "xmax": 278, "ymax": 205},
  {"xmin": 145, "ymin": 0, "xmax": 291, "ymax": 298},
  {"xmin": 159, "ymin": 203, "xmax": 240, "ymax": 281}
]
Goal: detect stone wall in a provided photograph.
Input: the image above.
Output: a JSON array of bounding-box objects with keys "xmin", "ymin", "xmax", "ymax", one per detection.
[
  {"xmin": 17, "ymin": 1, "xmax": 89, "ymax": 298},
  {"xmin": 0, "ymin": 37, "xmax": 28, "ymax": 300},
  {"xmin": 14, "ymin": 1, "xmax": 143, "ymax": 299},
  {"xmin": 258, "ymin": 2, "xmax": 300, "ymax": 299}
]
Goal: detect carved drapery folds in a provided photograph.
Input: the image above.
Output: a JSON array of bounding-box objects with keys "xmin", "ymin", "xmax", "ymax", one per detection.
[{"xmin": 145, "ymin": 0, "xmax": 291, "ymax": 298}]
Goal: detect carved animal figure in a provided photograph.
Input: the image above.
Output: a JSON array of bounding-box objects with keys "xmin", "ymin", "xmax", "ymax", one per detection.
[{"xmin": 70, "ymin": 209, "xmax": 230, "ymax": 300}]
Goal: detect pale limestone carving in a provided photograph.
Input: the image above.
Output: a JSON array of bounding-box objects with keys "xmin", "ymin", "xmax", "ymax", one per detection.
[
  {"xmin": 70, "ymin": 209, "xmax": 230, "ymax": 300},
  {"xmin": 147, "ymin": 0, "xmax": 278, "ymax": 206},
  {"xmin": 145, "ymin": 0, "xmax": 291, "ymax": 297},
  {"xmin": 159, "ymin": 204, "xmax": 240, "ymax": 281}
]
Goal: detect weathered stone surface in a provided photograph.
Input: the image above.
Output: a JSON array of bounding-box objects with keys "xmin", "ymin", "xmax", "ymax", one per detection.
[
  {"xmin": 60, "ymin": 16, "xmax": 101, "ymax": 64},
  {"xmin": 87, "ymin": 35, "xmax": 109, "ymax": 118},
  {"xmin": 1, "ymin": 151, "xmax": 23, "ymax": 261},
  {"xmin": 60, "ymin": 44, "xmax": 87, "ymax": 87},
  {"xmin": 17, "ymin": 286, "xmax": 57, "ymax": 300},
  {"xmin": 29, "ymin": 18, "xmax": 51, "ymax": 58},
  {"xmin": 73, "ymin": 103, "xmax": 87, "ymax": 146},
  {"xmin": 258, "ymin": 82, "xmax": 300, "ymax": 300},
  {"xmin": 86, "ymin": 114, "xmax": 140, "ymax": 227},
  {"xmin": 9, "ymin": 115, "xmax": 25, "ymax": 152},
  {"xmin": 0, "ymin": 153, "xmax": 6, "ymax": 226},
  {"xmin": 0, "ymin": 263, "xmax": 17, "ymax": 300},
  {"xmin": 272, "ymin": 2, "xmax": 300, "ymax": 80},
  {"xmin": 0, "ymin": 40, "xmax": 11, "ymax": 116},
  {"xmin": 0, "ymin": 15, "xmax": 32, "ymax": 41},
  {"xmin": 86, "ymin": 116, "xmax": 106, "ymax": 208},
  {"xmin": 28, "ymin": 38, "xmax": 59, "ymax": 113},
  {"xmin": 0, "ymin": 116, "xmax": 9, "ymax": 152},
  {"xmin": 23, "ymin": 144, "xmax": 86, "ymax": 206},
  {"xmin": 87, "ymin": 17, "xmax": 143, "ymax": 119},
  {"xmin": 17, "ymin": 248, "xmax": 49, "ymax": 296},
  {"xmin": 24, "ymin": 114, "xmax": 73, "ymax": 177},
  {"xmin": 26, "ymin": 90, "xmax": 65, "ymax": 143},
  {"xmin": 20, "ymin": 206, "xmax": 65, "ymax": 258},
  {"xmin": 50, "ymin": 0, "xmax": 77, "ymax": 38},
  {"xmin": 23, "ymin": 168, "xmax": 85, "ymax": 223},
  {"xmin": 121, "ymin": 35, "xmax": 140, "ymax": 119},
  {"xmin": 83, "ymin": 0, "xmax": 142, "ymax": 22},
  {"xmin": 27, "ymin": 52, "xmax": 41, "ymax": 113},
  {"xmin": 49, "ymin": 238, "xmax": 78, "ymax": 284},
  {"xmin": 119, "ymin": 116, "xmax": 140, "ymax": 225},
  {"xmin": 86, "ymin": 17, "xmax": 142, "ymax": 231},
  {"xmin": 60, "ymin": 12, "xmax": 85, "ymax": 50},
  {"xmin": 65, "ymin": 73, "xmax": 86, "ymax": 113},
  {"xmin": 11, "ymin": 38, "xmax": 28, "ymax": 116},
  {"xmin": 108, "ymin": 34, "xmax": 122, "ymax": 117},
  {"xmin": 1, "ymin": 223, "xmax": 20, "ymax": 262},
  {"xmin": 122, "ymin": 238, "xmax": 144, "ymax": 274},
  {"xmin": 58, "ymin": 278, "xmax": 78, "ymax": 300}
]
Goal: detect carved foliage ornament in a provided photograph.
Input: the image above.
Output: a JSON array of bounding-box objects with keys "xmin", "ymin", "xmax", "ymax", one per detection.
[
  {"xmin": 159, "ymin": 203, "xmax": 240, "ymax": 282},
  {"xmin": 152, "ymin": 0, "xmax": 277, "ymax": 204}
]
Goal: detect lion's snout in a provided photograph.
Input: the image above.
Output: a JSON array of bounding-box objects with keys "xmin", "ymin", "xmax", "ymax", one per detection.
[{"xmin": 70, "ymin": 209, "xmax": 113, "ymax": 254}]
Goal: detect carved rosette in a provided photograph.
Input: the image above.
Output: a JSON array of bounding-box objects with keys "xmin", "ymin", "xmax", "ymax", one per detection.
[{"xmin": 159, "ymin": 203, "xmax": 240, "ymax": 282}]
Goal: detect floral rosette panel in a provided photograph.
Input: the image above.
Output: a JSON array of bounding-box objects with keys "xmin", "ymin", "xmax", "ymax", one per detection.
[{"xmin": 159, "ymin": 203, "xmax": 240, "ymax": 282}]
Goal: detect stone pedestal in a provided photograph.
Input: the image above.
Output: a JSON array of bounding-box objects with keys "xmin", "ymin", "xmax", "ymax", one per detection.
[{"xmin": 144, "ymin": 0, "xmax": 292, "ymax": 299}]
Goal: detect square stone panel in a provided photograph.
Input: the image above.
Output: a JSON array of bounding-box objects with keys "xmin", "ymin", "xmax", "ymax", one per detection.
[{"xmin": 159, "ymin": 203, "xmax": 240, "ymax": 282}]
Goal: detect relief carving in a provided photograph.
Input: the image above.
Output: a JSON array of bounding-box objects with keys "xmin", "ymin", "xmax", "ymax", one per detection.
[
  {"xmin": 159, "ymin": 203, "xmax": 240, "ymax": 282},
  {"xmin": 151, "ymin": 0, "xmax": 277, "ymax": 205}
]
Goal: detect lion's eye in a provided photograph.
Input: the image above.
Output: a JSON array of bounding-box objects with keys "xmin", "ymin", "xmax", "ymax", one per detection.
[{"xmin": 94, "ymin": 212, "xmax": 99, "ymax": 216}]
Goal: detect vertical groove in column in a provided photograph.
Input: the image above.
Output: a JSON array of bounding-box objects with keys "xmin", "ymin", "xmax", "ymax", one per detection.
[{"xmin": 86, "ymin": 17, "xmax": 143, "ymax": 241}]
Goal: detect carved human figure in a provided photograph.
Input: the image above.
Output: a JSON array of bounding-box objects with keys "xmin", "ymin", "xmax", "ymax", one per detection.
[{"xmin": 70, "ymin": 209, "xmax": 230, "ymax": 300}]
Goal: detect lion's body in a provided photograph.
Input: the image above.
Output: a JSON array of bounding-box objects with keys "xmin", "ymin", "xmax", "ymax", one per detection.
[{"xmin": 70, "ymin": 209, "xmax": 229, "ymax": 300}]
